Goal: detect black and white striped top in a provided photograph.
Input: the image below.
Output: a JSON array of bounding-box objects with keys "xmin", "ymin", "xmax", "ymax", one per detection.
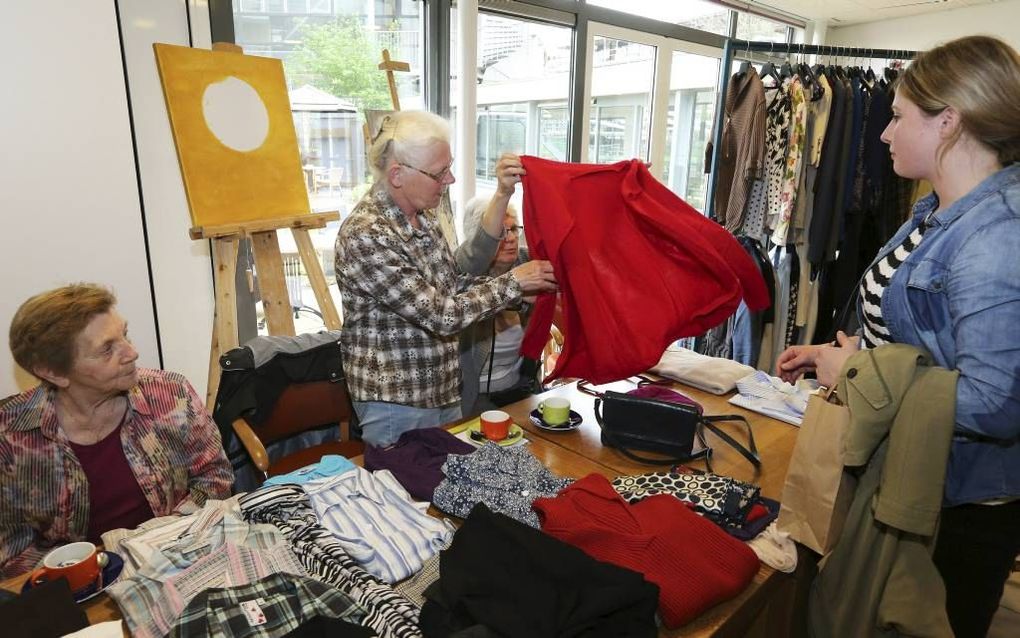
[{"xmin": 860, "ymin": 223, "xmax": 929, "ymax": 349}]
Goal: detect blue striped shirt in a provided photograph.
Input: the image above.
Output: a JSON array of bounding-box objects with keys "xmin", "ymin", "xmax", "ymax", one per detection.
[{"xmin": 303, "ymin": 467, "xmax": 453, "ymax": 583}]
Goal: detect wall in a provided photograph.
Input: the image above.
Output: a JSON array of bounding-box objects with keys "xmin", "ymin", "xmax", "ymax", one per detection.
[
  {"xmin": 0, "ymin": 0, "xmax": 215, "ymax": 398},
  {"xmin": 827, "ymin": 0, "xmax": 1020, "ymax": 51}
]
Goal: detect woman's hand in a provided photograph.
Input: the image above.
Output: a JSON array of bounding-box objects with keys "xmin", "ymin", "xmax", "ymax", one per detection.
[
  {"xmin": 511, "ymin": 260, "xmax": 557, "ymax": 295},
  {"xmin": 813, "ymin": 331, "xmax": 860, "ymax": 387},
  {"xmin": 776, "ymin": 344, "xmax": 823, "ymax": 383},
  {"xmin": 495, "ymin": 153, "xmax": 526, "ymax": 198},
  {"xmin": 777, "ymin": 331, "xmax": 861, "ymax": 387}
]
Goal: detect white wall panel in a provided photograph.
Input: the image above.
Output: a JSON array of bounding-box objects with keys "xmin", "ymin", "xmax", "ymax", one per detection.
[
  {"xmin": 1, "ymin": 1, "xmax": 159, "ymax": 395},
  {"xmin": 117, "ymin": 0, "xmax": 215, "ymax": 394}
]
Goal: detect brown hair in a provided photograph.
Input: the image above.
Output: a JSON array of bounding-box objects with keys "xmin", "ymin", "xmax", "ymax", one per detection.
[
  {"xmin": 897, "ymin": 35, "xmax": 1020, "ymax": 165},
  {"xmin": 9, "ymin": 283, "xmax": 117, "ymax": 378}
]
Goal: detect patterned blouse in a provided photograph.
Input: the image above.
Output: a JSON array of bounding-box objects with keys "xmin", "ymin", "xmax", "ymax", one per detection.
[
  {"xmin": 334, "ymin": 186, "xmax": 521, "ymax": 408},
  {"xmin": 771, "ymin": 76, "xmax": 808, "ymax": 246},
  {"xmin": 0, "ymin": 369, "xmax": 233, "ymax": 577}
]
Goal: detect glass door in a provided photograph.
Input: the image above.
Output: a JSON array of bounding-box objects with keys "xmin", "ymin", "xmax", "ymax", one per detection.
[{"xmin": 582, "ymin": 24, "xmax": 721, "ymax": 213}]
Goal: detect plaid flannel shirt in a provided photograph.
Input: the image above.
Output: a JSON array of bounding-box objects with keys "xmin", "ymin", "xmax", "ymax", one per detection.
[
  {"xmin": 171, "ymin": 572, "xmax": 367, "ymax": 638},
  {"xmin": 334, "ymin": 186, "xmax": 521, "ymax": 407}
]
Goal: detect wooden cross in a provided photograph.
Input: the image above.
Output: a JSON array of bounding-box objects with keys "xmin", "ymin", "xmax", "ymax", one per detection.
[{"xmin": 378, "ymin": 49, "xmax": 411, "ymax": 110}]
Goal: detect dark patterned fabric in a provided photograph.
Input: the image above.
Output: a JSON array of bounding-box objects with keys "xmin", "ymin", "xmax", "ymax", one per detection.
[
  {"xmin": 239, "ymin": 486, "xmax": 421, "ymax": 638},
  {"xmin": 433, "ymin": 443, "xmax": 572, "ymax": 528},
  {"xmin": 611, "ymin": 469, "xmax": 760, "ymax": 525},
  {"xmin": 334, "ymin": 186, "xmax": 521, "ymax": 408},
  {"xmin": 170, "ymin": 572, "xmax": 367, "ymax": 638}
]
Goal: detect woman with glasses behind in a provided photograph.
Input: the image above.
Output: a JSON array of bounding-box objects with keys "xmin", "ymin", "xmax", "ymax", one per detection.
[
  {"xmin": 457, "ymin": 180, "xmax": 539, "ymax": 417},
  {"xmin": 334, "ymin": 111, "xmax": 557, "ymax": 448}
]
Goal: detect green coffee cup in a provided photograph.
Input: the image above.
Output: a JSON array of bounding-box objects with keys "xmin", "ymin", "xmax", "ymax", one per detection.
[{"xmin": 539, "ymin": 397, "xmax": 570, "ymax": 425}]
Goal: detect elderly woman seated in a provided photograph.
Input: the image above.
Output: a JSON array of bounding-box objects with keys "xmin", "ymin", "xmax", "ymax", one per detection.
[
  {"xmin": 456, "ymin": 192, "xmax": 539, "ymax": 416},
  {"xmin": 0, "ymin": 284, "xmax": 233, "ymax": 576}
]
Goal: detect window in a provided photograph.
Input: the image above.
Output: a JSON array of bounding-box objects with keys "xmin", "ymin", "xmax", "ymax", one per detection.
[
  {"xmin": 736, "ymin": 12, "xmax": 790, "ymax": 43},
  {"xmin": 661, "ymin": 51, "xmax": 719, "ymax": 212},
  {"xmin": 587, "ymin": 0, "xmax": 731, "ymax": 36},
  {"xmin": 451, "ymin": 10, "xmax": 573, "ymax": 212},
  {"xmin": 587, "ymin": 36, "xmax": 655, "ymax": 163},
  {"xmin": 231, "ymin": 0, "xmax": 426, "ymax": 333}
]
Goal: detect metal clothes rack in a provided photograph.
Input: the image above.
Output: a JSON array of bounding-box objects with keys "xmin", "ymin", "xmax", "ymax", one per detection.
[{"xmin": 704, "ymin": 39, "xmax": 919, "ymax": 217}]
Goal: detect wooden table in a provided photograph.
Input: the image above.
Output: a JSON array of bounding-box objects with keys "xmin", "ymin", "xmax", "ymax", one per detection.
[
  {"xmin": 501, "ymin": 378, "xmax": 802, "ymax": 638},
  {"xmin": 2, "ymin": 378, "xmax": 802, "ymax": 637}
]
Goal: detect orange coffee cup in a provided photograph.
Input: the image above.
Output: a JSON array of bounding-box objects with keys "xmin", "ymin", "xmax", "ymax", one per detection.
[
  {"xmin": 480, "ymin": 410, "xmax": 512, "ymax": 441},
  {"xmin": 30, "ymin": 542, "xmax": 101, "ymax": 593}
]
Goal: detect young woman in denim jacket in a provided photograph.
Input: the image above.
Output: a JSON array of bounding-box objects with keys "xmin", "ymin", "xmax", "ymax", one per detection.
[{"xmin": 776, "ymin": 36, "xmax": 1020, "ymax": 637}]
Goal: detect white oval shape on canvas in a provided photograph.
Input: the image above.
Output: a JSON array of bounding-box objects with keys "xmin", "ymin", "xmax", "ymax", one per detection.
[{"xmin": 202, "ymin": 76, "xmax": 269, "ymax": 152}]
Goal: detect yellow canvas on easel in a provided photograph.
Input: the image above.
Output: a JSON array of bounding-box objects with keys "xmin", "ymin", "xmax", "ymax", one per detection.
[{"xmin": 153, "ymin": 43, "xmax": 309, "ymax": 227}]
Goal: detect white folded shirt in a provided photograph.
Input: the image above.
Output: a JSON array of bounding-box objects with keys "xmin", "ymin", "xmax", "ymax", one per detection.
[{"xmin": 728, "ymin": 371, "xmax": 818, "ymax": 426}]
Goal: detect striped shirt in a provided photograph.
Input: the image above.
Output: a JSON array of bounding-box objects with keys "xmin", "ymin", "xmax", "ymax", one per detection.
[
  {"xmin": 106, "ymin": 515, "xmax": 302, "ymax": 638},
  {"xmin": 239, "ymin": 484, "xmax": 423, "ymax": 638},
  {"xmin": 303, "ymin": 467, "xmax": 453, "ymax": 584},
  {"xmin": 101, "ymin": 497, "xmax": 243, "ymax": 579},
  {"xmin": 860, "ymin": 222, "xmax": 929, "ymax": 348},
  {"xmin": 335, "ymin": 186, "xmax": 521, "ymax": 408}
]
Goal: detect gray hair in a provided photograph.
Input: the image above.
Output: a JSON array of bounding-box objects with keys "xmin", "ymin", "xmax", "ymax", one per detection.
[
  {"xmin": 368, "ymin": 111, "xmax": 451, "ymax": 181},
  {"xmin": 462, "ymin": 195, "xmax": 517, "ymax": 243}
]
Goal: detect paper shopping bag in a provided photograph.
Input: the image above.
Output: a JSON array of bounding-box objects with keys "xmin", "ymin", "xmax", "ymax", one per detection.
[{"xmin": 776, "ymin": 387, "xmax": 856, "ymax": 555}]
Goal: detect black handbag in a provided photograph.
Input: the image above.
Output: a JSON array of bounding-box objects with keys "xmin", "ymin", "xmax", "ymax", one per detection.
[{"xmin": 578, "ymin": 380, "xmax": 761, "ymax": 471}]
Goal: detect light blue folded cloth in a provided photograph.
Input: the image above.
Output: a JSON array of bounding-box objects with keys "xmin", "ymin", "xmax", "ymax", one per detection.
[{"xmin": 263, "ymin": 454, "xmax": 357, "ymax": 486}]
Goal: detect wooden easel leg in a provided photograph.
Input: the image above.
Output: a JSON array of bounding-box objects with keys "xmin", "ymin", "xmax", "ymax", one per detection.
[
  {"xmin": 206, "ymin": 237, "xmax": 240, "ymax": 407},
  {"xmin": 292, "ymin": 228, "xmax": 342, "ymax": 330},
  {"xmin": 250, "ymin": 230, "xmax": 297, "ymax": 336}
]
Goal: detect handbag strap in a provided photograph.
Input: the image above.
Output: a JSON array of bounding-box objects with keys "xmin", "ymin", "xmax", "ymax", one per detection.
[
  {"xmin": 593, "ymin": 398, "xmax": 714, "ymax": 469},
  {"xmin": 576, "ymin": 379, "xmax": 603, "ymax": 398},
  {"xmin": 700, "ymin": 414, "xmax": 761, "ymax": 469}
]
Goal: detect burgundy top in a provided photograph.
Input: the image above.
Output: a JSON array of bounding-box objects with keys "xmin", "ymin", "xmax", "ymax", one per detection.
[{"xmin": 69, "ymin": 422, "xmax": 154, "ymax": 543}]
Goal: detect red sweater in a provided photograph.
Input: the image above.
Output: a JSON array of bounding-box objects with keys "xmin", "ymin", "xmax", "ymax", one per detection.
[
  {"xmin": 533, "ymin": 473, "xmax": 760, "ymax": 628},
  {"xmin": 519, "ymin": 156, "xmax": 769, "ymax": 383}
]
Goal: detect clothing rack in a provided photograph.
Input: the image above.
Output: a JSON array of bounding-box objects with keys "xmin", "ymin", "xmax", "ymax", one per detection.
[{"xmin": 704, "ymin": 39, "xmax": 920, "ymax": 217}]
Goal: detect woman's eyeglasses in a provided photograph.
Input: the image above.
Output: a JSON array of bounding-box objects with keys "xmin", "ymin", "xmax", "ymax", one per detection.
[
  {"xmin": 398, "ymin": 161, "xmax": 454, "ymax": 183},
  {"xmin": 500, "ymin": 225, "xmax": 524, "ymax": 240}
]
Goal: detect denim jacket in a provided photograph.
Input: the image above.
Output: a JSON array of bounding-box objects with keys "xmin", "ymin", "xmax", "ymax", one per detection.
[{"xmin": 857, "ymin": 163, "xmax": 1020, "ymax": 506}]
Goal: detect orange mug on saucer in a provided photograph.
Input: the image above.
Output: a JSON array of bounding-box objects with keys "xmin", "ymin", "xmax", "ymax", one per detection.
[
  {"xmin": 30, "ymin": 542, "xmax": 101, "ymax": 593},
  {"xmin": 480, "ymin": 410, "xmax": 512, "ymax": 441}
]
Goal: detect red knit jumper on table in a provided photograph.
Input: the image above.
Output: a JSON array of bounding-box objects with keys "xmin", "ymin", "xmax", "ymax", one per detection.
[
  {"xmin": 519, "ymin": 156, "xmax": 770, "ymax": 383},
  {"xmin": 533, "ymin": 473, "xmax": 760, "ymax": 628}
]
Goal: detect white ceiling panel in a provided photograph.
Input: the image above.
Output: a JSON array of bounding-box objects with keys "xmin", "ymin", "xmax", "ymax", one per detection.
[{"xmin": 750, "ymin": 0, "xmax": 1003, "ymax": 26}]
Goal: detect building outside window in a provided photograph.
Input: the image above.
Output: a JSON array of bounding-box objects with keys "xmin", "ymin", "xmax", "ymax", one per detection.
[{"xmin": 230, "ymin": 0, "xmax": 425, "ymax": 333}]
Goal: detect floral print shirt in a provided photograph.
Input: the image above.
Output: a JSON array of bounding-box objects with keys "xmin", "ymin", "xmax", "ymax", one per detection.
[
  {"xmin": 0, "ymin": 369, "xmax": 233, "ymax": 576},
  {"xmin": 771, "ymin": 76, "xmax": 808, "ymax": 246}
]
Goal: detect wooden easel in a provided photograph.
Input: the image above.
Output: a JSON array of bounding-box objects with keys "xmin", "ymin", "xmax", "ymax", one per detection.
[{"xmin": 197, "ymin": 43, "xmax": 343, "ymax": 406}]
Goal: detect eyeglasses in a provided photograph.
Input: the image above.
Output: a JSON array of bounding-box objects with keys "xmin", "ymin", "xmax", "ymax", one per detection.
[
  {"xmin": 398, "ymin": 161, "xmax": 455, "ymax": 184},
  {"xmin": 500, "ymin": 225, "xmax": 524, "ymax": 240}
]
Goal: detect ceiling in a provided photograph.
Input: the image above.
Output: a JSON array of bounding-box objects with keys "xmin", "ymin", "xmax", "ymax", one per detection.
[{"xmin": 750, "ymin": 0, "xmax": 1003, "ymax": 27}]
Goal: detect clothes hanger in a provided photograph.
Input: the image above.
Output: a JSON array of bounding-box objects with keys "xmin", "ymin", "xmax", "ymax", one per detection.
[
  {"xmin": 758, "ymin": 43, "xmax": 782, "ymax": 86},
  {"xmin": 865, "ymin": 49, "xmax": 877, "ymax": 83},
  {"xmin": 737, "ymin": 40, "xmax": 752, "ymax": 76},
  {"xmin": 779, "ymin": 45, "xmax": 794, "ymax": 79}
]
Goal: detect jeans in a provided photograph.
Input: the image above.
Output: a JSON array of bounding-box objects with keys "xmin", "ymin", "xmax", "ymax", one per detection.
[{"xmin": 353, "ymin": 401, "xmax": 462, "ymax": 448}]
